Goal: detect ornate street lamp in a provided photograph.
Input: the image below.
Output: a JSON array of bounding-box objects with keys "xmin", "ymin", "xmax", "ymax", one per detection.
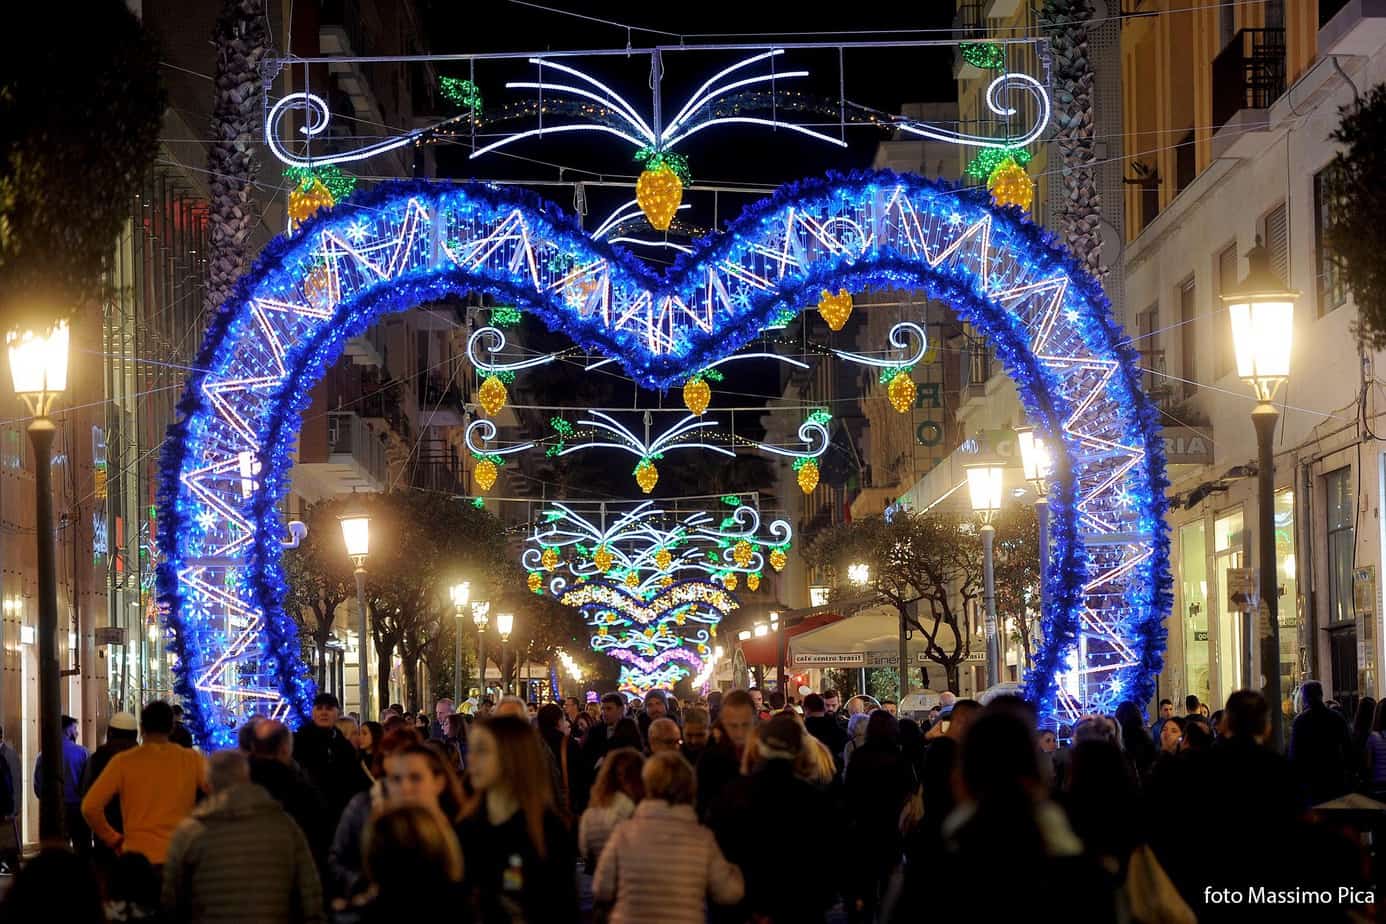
[
  {"xmin": 496, "ymin": 611, "xmax": 514, "ymax": 695},
  {"xmin": 472, "ymin": 600, "xmax": 490, "ymax": 698},
  {"xmin": 966, "ymin": 462, "xmax": 1006, "ymax": 688},
  {"xmin": 8, "ymin": 319, "xmax": 69, "ymax": 842},
  {"xmin": 338, "ymin": 503, "xmax": 371, "ymax": 719},
  {"xmin": 847, "ymin": 562, "xmax": 870, "ymax": 587},
  {"xmin": 449, "ymin": 581, "xmax": 470, "ymax": 703},
  {"xmin": 1224, "ymin": 240, "xmax": 1297, "ymax": 751}
]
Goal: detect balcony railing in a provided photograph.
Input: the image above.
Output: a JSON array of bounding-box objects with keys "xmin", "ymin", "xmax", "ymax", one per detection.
[
  {"xmin": 1136, "ymin": 348, "xmax": 1175, "ymax": 411},
  {"xmin": 1212, "ymin": 29, "xmax": 1286, "ymax": 131},
  {"xmin": 326, "ymin": 411, "xmax": 387, "ymax": 488}
]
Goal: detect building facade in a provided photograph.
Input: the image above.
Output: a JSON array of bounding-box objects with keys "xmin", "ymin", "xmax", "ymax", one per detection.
[{"xmin": 1120, "ymin": 0, "xmax": 1386, "ymax": 716}]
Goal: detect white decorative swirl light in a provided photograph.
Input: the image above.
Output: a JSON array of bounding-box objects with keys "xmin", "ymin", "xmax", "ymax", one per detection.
[
  {"xmin": 265, "ymin": 92, "xmax": 437, "ymax": 168},
  {"xmin": 750, "ymin": 419, "xmax": 829, "ymax": 460},
  {"xmin": 467, "ymin": 326, "xmax": 561, "ymax": 374},
  {"xmin": 831, "ymin": 321, "xmax": 928, "ymax": 369},
  {"xmin": 465, "ymin": 418, "xmax": 534, "ymax": 457},
  {"xmin": 895, "ymin": 73, "xmax": 1050, "ymax": 149}
]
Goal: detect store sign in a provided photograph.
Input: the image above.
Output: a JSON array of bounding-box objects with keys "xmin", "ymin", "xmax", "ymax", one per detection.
[
  {"xmin": 1226, "ymin": 568, "xmax": 1257, "ymax": 611},
  {"xmin": 94, "ymin": 626, "xmax": 127, "ymax": 646},
  {"xmin": 794, "ymin": 652, "xmax": 865, "ymax": 666},
  {"xmin": 1162, "ymin": 426, "xmax": 1214, "ymax": 465}
]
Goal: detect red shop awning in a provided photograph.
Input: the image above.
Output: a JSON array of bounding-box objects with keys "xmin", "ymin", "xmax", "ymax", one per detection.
[{"xmin": 737, "ymin": 612, "xmax": 844, "ymax": 666}]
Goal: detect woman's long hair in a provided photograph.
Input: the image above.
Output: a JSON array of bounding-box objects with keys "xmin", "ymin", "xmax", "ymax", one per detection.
[
  {"xmin": 466, "ymin": 716, "xmax": 556, "ymax": 858},
  {"xmin": 589, "ymin": 747, "xmax": 645, "ymax": 808},
  {"xmin": 364, "ymin": 803, "xmax": 463, "ymax": 898}
]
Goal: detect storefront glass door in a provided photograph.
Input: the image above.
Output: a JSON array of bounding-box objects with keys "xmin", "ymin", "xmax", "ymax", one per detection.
[
  {"xmin": 1180, "ymin": 522, "xmax": 1211, "ymax": 706},
  {"xmin": 1214, "ymin": 508, "xmax": 1246, "ymax": 701}
]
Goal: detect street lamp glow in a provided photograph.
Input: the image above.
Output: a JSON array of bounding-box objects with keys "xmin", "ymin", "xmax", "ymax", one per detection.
[
  {"xmin": 338, "ymin": 511, "xmax": 371, "ymax": 562},
  {"xmin": 472, "ymin": 600, "xmax": 490, "ymax": 629},
  {"xmin": 737, "ymin": 629, "xmax": 751, "ymax": 641},
  {"xmin": 965, "ymin": 463, "xmax": 1006, "ymax": 523},
  {"xmin": 450, "ymin": 581, "xmax": 471, "ymax": 609},
  {"xmin": 1224, "ymin": 240, "xmax": 1298, "ymax": 751},
  {"xmin": 7, "ymin": 320, "xmax": 70, "ymax": 415},
  {"xmin": 1016, "ymin": 427, "xmax": 1051, "ymax": 492},
  {"xmin": 496, "ymin": 611, "xmax": 514, "ymax": 642},
  {"xmin": 847, "ymin": 563, "xmax": 870, "ymax": 587},
  {"xmin": 1224, "ymin": 243, "xmax": 1298, "ymax": 402},
  {"xmin": 753, "ymin": 623, "xmax": 769, "ymax": 637}
]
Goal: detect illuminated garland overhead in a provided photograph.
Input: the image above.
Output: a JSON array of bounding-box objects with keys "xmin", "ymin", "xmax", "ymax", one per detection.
[
  {"xmin": 561, "ymin": 578, "xmax": 736, "ymax": 694},
  {"xmin": 157, "ymin": 169, "xmax": 1165, "ymax": 743}
]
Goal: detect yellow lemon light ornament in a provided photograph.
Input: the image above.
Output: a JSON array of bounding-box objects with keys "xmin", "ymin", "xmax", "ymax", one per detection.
[
  {"xmin": 634, "ymin": 459, "xmax": 659, "ymax": 494},
  {"xmin": 683, "ymin": 377, "xmax": 711, "ymax": 416},
  {"xmin": 796, "ymin": 459, "xmax": 820, "ymax": 494},
  {"xmin": 769, "ymin": 548, "xmax": 788, "ymax": 572},
  {"xmin": 527, "ymin": 572, "xmax": 543, "ymax": 594},
  {"xmin": 987, "ymin": 157, "xmax": 1034, "ymax": 212},
  {"xmin": 733, "ymin": 540, "xmax": 753, "ymax": 568},
  {"xmin": 594, "ymin": 545, "xmax": 613, "ymax": 574},
  {"xmin": 817, "ymin": 289, "xmax": 854, "ymax": 331},
  {"xmin": 477, "ymin": 375, "xmax": 508, "ymax": 416},
  {"xmin": 887, "ymin": 371, "xmax": 917, "ymax": 415},
  {"xmin": 473, "ymin": 458, "xmax": 498, "ymax": 493}
]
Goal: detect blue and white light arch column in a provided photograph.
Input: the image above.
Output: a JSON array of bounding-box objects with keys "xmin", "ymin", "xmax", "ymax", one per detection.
[{"xmin": 159, "ymin": 170, "xmax": 1168, "ymax": 746}]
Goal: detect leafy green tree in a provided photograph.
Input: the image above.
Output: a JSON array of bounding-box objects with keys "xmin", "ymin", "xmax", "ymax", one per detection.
[
  {"xmin": 810, "ymin": 511, "xmax": 981, "ymax": 692},
  {"xmin": 292, "ymin": 490, "xmax": 509, "ymax": 711},
  {"xmin": 1329, "ymin": 83, "xmax": 1386, "ymax": 347},
  {"xmin": 992, "ymin": 505, "xmax": 1042, "ymax": 670},
  {"xmin": 0, "ymin": 1, "xmax": 164, "ymax": 324},
  {"xmin": 282, "ymin": 499, "xmax": 356, "ymax": 690}
]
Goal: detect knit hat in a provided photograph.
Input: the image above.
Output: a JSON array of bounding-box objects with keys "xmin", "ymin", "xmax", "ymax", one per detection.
[
  {"xmin": 756, "ymin": 713, "xmax": 804, "ymax": 761},
  {"xmin": 109, "ymin": 712, "xmax": 138, "ymax": 732}
]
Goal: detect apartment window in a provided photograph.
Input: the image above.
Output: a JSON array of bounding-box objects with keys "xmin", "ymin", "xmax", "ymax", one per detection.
[
  {"xmin": 1179, "ymin": 276, "xmax": 1197, "ymax": 397},
  {"xmin": 1214, "ymin": 242, "xmax": 1238, "ymax": 380},
  {"xmin": 1314, "ymin": 165, "xmax": 1348, "ymax": 316},
  {"xmin": 1174, "ymin": 131, "xmax": 1196, "ymax": 195},
  {"xmin": 1325, "ymin": 466, "xmax": 1355, "ymax": 625},
  {"xmin": 1260, "ymin": 202, "xmax": 1289, "ymax": 285}
]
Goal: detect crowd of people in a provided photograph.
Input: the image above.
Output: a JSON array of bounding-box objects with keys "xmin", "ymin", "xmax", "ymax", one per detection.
[{"xmin": 0, "ymin": 679, "xmax": 1378, "ymax": 922}]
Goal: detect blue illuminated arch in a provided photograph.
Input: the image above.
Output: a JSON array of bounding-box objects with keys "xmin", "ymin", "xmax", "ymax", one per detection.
[{"xmin": 159, "ymin": 170, "xmax": 1169, "ymax": 746}]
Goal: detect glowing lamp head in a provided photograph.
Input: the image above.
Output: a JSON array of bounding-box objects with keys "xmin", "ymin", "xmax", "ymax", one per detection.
[
  {"xmin": 450, "ymin": 581, "xmax": 471, "ymax": 609},
  {"xmin": 471, "ymin": 600, "xmax": 490, "ymax": 629},
  {"xmin": 737, "ymin": 629, "xmax": 751, "ymax": 641},
  {"xmin": 753, "ymin": 623, "xmax": 769, "ymax": 637},
  {"xmin": 1223, "ymin": 242, "xmax": 1297, "ymax": 402},
  {"xmin": 7, "ymin": 319, "xmax": 70, "ymax": 416},
  {"xmin": 338, "ymin": 508, "xmax": 371, "ymax": 562},
  {"xmin": 965, "ymin": 463, "xmax": 1006, "ymax": 522},
  {"xmin": 496, "ymin": 611, "xmax": 514, "ymax": 642},
  {"xmin": 847, "ymin": 562, "xmax": 870, "ymax": 587},
  {"xmin": 1016, "ymin": 427, "xmax": 1052, "ymax": 494}
]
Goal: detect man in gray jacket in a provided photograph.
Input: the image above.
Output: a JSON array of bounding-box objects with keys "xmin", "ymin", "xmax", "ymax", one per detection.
[{"xmin": 163, "ymin": 749, "xmax": 324, "ymax": 923}]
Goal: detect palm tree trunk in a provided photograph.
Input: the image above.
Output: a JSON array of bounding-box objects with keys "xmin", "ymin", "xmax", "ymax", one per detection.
[
  {"xmin": 207, "ymin": 0, "xmax": 268, "ymax": 314},
  {"xmin": 1043, "ymin": 0, "xmax": 1103, "ymax": 278}
]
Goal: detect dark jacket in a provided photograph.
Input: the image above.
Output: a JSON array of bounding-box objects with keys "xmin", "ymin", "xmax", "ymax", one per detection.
[
  {"xmin": 162, "ymin": 783, "xmax": 323, "ymax": 924},
  {"xmin": 708, "ymin": 760, "xmax": 839, "ymax": 921},
  {"xmin": 1289, "ymin": 704, "xmax": 1354, "ymax": 805},
  {"xmin": 844, "ymin": 737, "xmax": 915, "ymax": 848},
  {"xmin": 541, "ymin": 729, "xmax": 589, "ymax": 817},
  {"xmin": 250, "ymin": 757, "xmax": 332, "ymax": 873},
  {"xmin": 292, "ymin": 723, "xmax": 362, "ymax": 818},
  {"xmin": 694, "ymin": 732, "xmax": 742, "ymax": 821},
  {"xmin": 456, "ymin": 806, "xmax": 578, "ymax": 924},
  {"xmin": 804, "ymin": 714, "xmax": 849, "ymax": 771}
]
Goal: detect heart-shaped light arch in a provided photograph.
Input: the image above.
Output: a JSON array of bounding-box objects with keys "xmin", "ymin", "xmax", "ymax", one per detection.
[{"xmin": 158, "ymin": 169, "xmax": 1169, "ymax": 747}]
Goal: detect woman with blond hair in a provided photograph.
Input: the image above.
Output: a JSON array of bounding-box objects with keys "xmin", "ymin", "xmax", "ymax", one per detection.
[
  {"xmin": 593, "ymin": 752, "xmax": 743, "ymax": 923},
  {"xmin": 457, "ymin": 716, "xmax": 578, "ymax": 923},
  {"xmin": 577, "ymin": 747, "xmax": 645, "ymax": 871}
]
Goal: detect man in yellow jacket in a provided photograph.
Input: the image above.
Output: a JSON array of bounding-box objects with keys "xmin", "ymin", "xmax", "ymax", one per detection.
[{"xmin": 81, "ymin": 701, "xmax": 205, "ymax": 866}]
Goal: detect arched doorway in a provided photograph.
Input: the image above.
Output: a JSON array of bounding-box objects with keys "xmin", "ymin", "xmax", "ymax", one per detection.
[{"xmin": 159, "ymin": 170, "xmax": 1168, "ymax": 746}]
